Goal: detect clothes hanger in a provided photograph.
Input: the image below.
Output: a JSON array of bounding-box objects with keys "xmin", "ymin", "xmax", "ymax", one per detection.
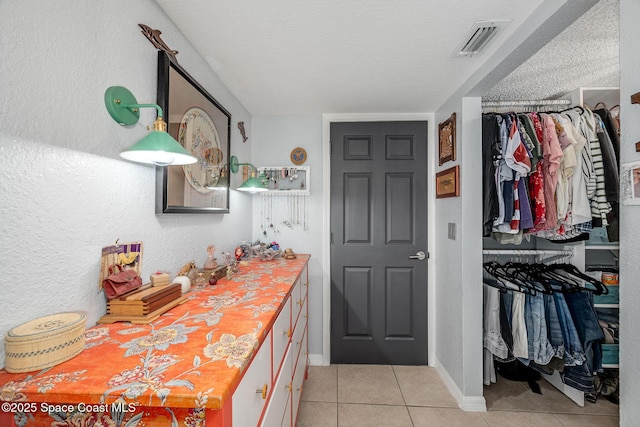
[
  {"xmin": 483, "ymin": 261, "xmax": 537, "ymax": 295},
  {"xmin": 543, "ymin": 263, "xmax": 609, "ymax": 295},
  {"xmin": 559, "ymin": 105, "xmax": 585, "ymax": 115},
  {"xmin": 516, "ymin": 262, "xmax": 566, "ymax": 294},
  {"xmin": 499, "ymin": 261, "xmax": 549, "ymax": 294}
]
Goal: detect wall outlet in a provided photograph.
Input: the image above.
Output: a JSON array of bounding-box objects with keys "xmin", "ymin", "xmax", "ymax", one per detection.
[{"xmin": 448, "ymin": 223, "xmax": 456, "ymax": 240}]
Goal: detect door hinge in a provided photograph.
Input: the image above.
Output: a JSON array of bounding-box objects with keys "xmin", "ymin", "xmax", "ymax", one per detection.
[
  {"xmin": 330, "ymin": 232, "xmax": 334, "ymax": 244},
  {"xmin": 329, "ymin": 141, "xmax": 332, "ymax": 155}
]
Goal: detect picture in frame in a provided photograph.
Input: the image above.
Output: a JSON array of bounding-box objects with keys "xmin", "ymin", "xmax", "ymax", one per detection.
[
  {"xmin": 435, "ymin": 165, "xmax": 459, "ymax": 198},
  {"xmin": 621, "ymin": 160, "xmax": 640, "ymax": 205},
  {"xmin": 156, "ymin": 51, "xmax": 231, "ymax": 213},
  {"xmin": 438, "ymin": 112, "xmax": 456, "ymax": 165}
]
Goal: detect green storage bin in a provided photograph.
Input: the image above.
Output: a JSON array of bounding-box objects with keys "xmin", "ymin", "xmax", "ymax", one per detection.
[
  {"xmin": 602, "ymin": 344, "xmax": 619, "ymax": 365},
  {"xmin": 594, "ymin": 285, "xmax": 619, "ymax": 305}
]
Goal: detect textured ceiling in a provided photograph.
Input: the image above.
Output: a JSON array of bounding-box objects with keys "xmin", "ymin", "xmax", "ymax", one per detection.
[
  {"xmin": 483, "ymin": 0, "xmax": 619, "ymax": 102},
  {"xmin": 155, "ymin": 0, "xmax": 617, "ymax": 115}
]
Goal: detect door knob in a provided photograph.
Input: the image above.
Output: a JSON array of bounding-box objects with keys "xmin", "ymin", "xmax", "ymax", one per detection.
[{"xmin": 409, "ymin": 251, "xmax": 426, "ymax": 260}]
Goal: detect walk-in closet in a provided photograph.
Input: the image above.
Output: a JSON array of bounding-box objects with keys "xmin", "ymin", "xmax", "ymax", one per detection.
[{"xmin": 479, "ymin": 0, "xmax": 621, "ymax": 418}]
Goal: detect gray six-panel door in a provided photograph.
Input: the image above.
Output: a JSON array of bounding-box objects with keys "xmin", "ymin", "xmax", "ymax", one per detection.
[{"xmin": 330, "ymin": 121, "xmax": 428, "ymax": 364}]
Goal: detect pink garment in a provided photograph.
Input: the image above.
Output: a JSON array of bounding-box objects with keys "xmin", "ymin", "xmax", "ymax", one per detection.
[{"xmin": 541, "ymin": 114, "xmax": 563, "ymax": 231}]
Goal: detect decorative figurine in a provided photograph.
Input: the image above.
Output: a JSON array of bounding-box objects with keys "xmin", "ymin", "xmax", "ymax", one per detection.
[
  {"xmin": 235, "ymin": 246, "xmax": 244, "ymax": 261},
  {"xmin": 204, "ymin": 245, "xmax": 218, "ymax": 269}
]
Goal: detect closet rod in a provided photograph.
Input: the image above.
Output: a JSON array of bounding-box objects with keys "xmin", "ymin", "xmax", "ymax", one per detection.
[
  {"xmin": 481, "ymin": 99, "xmax": 572, "ymax": 107},
  {"xmin": 482, "ymin": 249, "xmax": 573, "ymax": 256}
]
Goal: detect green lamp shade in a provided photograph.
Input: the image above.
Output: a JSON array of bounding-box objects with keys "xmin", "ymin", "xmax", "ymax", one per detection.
[
  {"xmin": 120, "ymin": 129, "xmax": 197, "ymax": 166},
  {"xmin": 238, "ymin": 175, "xmax": 268, "ymax": 192}
]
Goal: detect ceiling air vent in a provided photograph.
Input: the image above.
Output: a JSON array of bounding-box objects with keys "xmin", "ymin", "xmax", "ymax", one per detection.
[{"xmin": 453, "ymin": 20, "xmax": 511, "ymax": 57}]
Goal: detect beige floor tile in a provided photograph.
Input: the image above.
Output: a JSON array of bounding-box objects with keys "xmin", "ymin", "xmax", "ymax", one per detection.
[
  {"xmin": 480, "ymin": 410, "xmax": 564, "ymax": 427},
  {"xmin": 408, "ymin": 407, "xmax": 490, "ymax": 427},
  {"xmin": 532, "ymin": 379, "xmax": 620, "ymax": 416},
  {"xmin": 302, "ymin": 365, "xmax": 338, "ymax": 402},
  {"xmin": 337, "ymin": 364, "xmax": 405, "ymax": 405},
  {"xmin": 393, "ymin": 365, "xmax": 458, "ymax": 407},
  {"xmin": 296, "ymin": 401, "xmax": 338, "ymax": 427},
  {"xmin": 483, "ymin": 379, "xmax": 549, "ymax": 412},
  {"xmin": 553, "ymin": 413, "xmax": 620, "ymax": 427},
  {"xmin": 338, "ymin": 403, "xmax": 412, "ymax": 427}
]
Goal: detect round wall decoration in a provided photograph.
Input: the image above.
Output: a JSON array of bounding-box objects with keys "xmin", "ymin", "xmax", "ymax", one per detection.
[
  {"xmin": 177, "ymin": 107, "xmax": 223, "ymax": 193},
  {"xmin": 290, "ymin": 147, "xmax": 307, "ymax": 165}
]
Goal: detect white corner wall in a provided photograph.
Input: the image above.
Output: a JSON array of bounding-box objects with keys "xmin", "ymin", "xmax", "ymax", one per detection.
[
  {"xmin": 250, "ymin": 115, "xmax": 324, "ymax": 358},
  {"xmin": 619, "ymin": 0, "xmax": 640, "ymax": 423},
  {"xmin": 433, "ymin": 99, "xmax": 485, "ymax": 411},
  {"xmin": 0, "ymin": 0, "xmax": 253, "ymax": 368}
]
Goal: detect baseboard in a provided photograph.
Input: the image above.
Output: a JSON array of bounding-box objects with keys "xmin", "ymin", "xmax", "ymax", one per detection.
[
  {"xmin": 434, "ymin": 358, "xmax": 486, "ymax": 412},
  {"xmin": 308, "ymin": 353, "xmax": 325, "ymax": 366}
]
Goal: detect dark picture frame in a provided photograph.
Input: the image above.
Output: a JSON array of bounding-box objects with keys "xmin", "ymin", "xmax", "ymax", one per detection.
[
  {"xmin": 435, "ymin": 165, "xmax": 459, "ymax": 198},
  {"xmin": 438, "ymin": 112, "xmax": 456, "ymax": 165},
  {"xmin": 156, "ymin": 51, "xmax": 231, "ymax": 214}
]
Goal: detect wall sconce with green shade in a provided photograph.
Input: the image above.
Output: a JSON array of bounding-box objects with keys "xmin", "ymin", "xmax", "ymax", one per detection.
[
  {"xmin": 104, "ymin": 86, "xmax": 197, "ymax": 166},
  {"xmin": 230, "ymin": 155, "xmax": 268, "ymax": 193}
]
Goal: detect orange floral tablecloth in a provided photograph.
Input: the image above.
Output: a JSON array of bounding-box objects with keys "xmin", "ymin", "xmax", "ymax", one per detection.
[{"xmin": 0, "ymin": 255, "xmax": 309, "ymax": 426}]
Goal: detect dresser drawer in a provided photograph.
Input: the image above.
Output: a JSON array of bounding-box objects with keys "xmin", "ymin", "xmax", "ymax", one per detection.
[
  {"xmin": 232, "ymin": 330, "xmax": 272, "ymax": 427},
  {"xmin": 291, "ymin": 276, "xmax": 302, "ymax": 314},
  {"xmin": 272, "ymin": 296, "xmax": 292, "ymax": 379},
  {"xmin": 300, "ymin": 264, "xmax": 308, "ymax": 300},
  {"xmin": 292, "ymin": 327, "xmax": 308, "ymax": 426},
  {"xmin": 292, "ymin": 296, "xmax": 307, "ymax": 351},
  {"xmin": 261, "ymin": 345, "xmax": 292, "ymax": 427}
]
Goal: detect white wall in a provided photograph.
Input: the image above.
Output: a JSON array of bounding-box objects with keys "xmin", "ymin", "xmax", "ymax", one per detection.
[
  {"xmin": 250, "ymin": 115, "xmax": 324, "ymax": 357},
  {"xmin": 432, "ymin": 99, "xmax": 485, "ymax": 411},
  {"xmin": 0, "ymin": 0, "xmax": 253, "ymax": 367},
  {"xmin": 619, "ymin": 0, "xmax": 640, "ymax": 423}
]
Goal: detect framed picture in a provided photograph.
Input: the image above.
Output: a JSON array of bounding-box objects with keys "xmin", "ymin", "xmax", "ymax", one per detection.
[
  {"xmin": 435, "ymin": 165, "xmax": 459, "ymax": 198},
  {"xmin": 621, "ymin": 160, "xmax": 640, "ymax": 205},
  {"xmin": 156, "ymin": 51, "xmax": 231, "ymax": 213},
  {"xmin": 438, "ymin": 113, "xmax": 456, "ymax": 165}
]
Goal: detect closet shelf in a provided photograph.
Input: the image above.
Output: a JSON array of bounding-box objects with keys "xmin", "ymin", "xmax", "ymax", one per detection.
[
  {"xmin": 585, "ymin": 244, "xmax": 619, "ymax": 250},
  {"xmin": 602, "ymin": 364, "xmax": 619, "ymax": 369},
  {"xmin": 594, "ymin": 303, "xmax": 620, "ymax": 309}
]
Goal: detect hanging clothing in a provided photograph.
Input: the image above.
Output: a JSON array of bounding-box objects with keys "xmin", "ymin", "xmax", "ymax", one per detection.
[
  {"xmin": 483, "ymin": 260, "xmax": 608, "ymax": 395},
  {"xmin": 481, "ymin": 104, "xmax": 619, "ymax": 244},
  {"xmin": 482, "ymin": 114, "xmax": 500, "ymax": 236}
]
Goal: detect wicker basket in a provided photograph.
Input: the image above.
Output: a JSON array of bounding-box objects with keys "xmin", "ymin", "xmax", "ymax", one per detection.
[{"xmin": 4, "ymin": 312, "xmax": 86, "ymax": 373}]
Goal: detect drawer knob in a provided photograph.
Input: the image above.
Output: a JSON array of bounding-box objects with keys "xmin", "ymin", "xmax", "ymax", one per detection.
[
  {"xmin": 286, "ymin": 382, "xmax": 292, "ymax": 392},
  {"xmin": 256, "ymin": 384, "xmax": 268, "ymax": 400},
  {"xmin": 297, "ymin": 299, "xmax": 303, "ymax": 306},
  {"xmin": 283, "ymin": 329, "xmax": 292, "ymax": 338}
]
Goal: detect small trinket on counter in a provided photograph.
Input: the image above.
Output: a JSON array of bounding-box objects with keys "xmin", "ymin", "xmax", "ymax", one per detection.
[{"xmin": 195, "ymin": 272, "xmax": 207, "ymax": 289}]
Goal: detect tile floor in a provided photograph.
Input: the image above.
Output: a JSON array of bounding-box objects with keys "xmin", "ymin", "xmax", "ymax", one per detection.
[{"xmin": 297, "ymin": 364, "xmax": 619, "ymax": 426}]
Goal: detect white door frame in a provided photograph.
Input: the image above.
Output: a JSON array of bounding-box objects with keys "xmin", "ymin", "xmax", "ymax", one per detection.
[{"xmin": 321, "ymin": 113, "xmax": 436, "ymax": 366}]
